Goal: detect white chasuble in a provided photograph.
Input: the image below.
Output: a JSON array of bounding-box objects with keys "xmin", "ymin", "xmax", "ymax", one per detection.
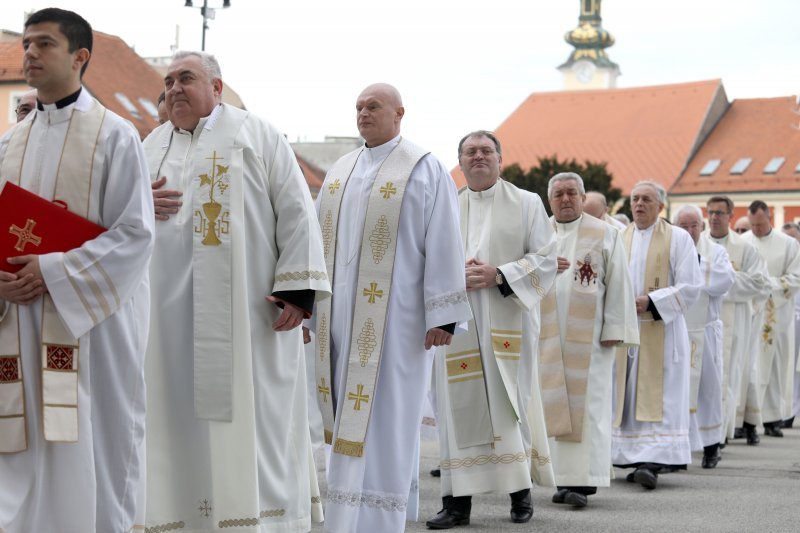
[
  {"xmin": 318, "ymin": 136, "xmax": 471, "ymax": 533},
  {"xmin": 544, "ymin": 215, "xmax": 638, "ymax": 488},
  {"xmin": 143, "ymin": 103, "xmax": 330, "ymax": 533},
  {"xmin": 315, "ymin": 138, "xmax": 427, "ymax": 458},
  {"xmin": 611, "ymin": 222, "xmax": 701, "ymax": 467},
  {"xmin": 706, "ymin": 231, "xmax": 770, "ymax": 435},
  {"xmin": 435, "ymin": 181, "xmax": 557, "ymax": 498},
  {"xmin": 742, "ymin": 230, "xmax": 800, "ymax": 423},
  {"xmin": 0, "ymin": 90, "xmax": 154, "ymax": 533},
  {"xmin": 687, "ymin": 236, "xmax": 735, "ymax": 450}
]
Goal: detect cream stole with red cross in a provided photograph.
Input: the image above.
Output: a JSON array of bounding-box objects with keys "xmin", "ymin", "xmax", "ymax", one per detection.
[
  {"xmin": 538, "ymin": 214, "xmax": 605, "ymax": 442},
  {"xmin": 444, "ymin": 180, "xmax": 525, "ymax": 449},
  {"xmin": 0, "ymin": 100, "xmax": 106, "ymax": 452}
]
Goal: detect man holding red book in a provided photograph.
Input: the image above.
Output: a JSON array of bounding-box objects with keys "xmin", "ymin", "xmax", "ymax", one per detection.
[{"xmin": 0, "ymin": 8, "xmax": 154, "ymax": 533}]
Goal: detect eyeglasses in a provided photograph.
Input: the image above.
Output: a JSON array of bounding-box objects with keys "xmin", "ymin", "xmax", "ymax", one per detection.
[
  {"xmin": 734, "ymin": 228, "xmax": 749, "ymax": 234},
  {"xmin": 707, "ymin": 210, "xmax": 730, "ymax": 217}
]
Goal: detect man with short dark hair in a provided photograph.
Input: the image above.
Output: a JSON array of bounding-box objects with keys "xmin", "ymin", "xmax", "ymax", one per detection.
[
  {"xmin": 704, "ymin": 195, "xmax": 769, "ymax": 445},
  {"xmin": 427, "ymin": 131, "xmax": 557, "ymax": 528},
  {"xmin": 143, "ymin": 50, "xmax": 330, "ymax": 533},
  {"xmin": 744, "ymin": 201, "xmax": 800, "ymax": 437},
  {"xmin": 156, "ymin": 90, "xmax": 168, "ymax": 124},
  {"xmin": 0, "ymin": 8, "xmax": 154, "ymax": 532}
]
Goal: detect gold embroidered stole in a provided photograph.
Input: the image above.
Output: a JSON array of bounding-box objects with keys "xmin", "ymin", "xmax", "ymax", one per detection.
[
  {"xmin": 0, "ymin": 99, "xmax": 106, "ymax": 452},
  {"xmin": 315, "ymin": 138, "xmax": 428, "ymax": 457},
  {"xmin": 445, "ymin": 180, "xmax": 524, "ymax": 449},
  {"xmin": 686, "ymin": 237, "xmax": 713, "ymax": 412},
  {"xmin": 614, "ymin": 218, "xmax": 671, "ymax": 425},
  {"xmin": 539, "ymin": 215, "xmax": 605, "ymax": 442},
  {"xmin": 146, "ymin": 109, "xmax": 247, "ymax": 422}
]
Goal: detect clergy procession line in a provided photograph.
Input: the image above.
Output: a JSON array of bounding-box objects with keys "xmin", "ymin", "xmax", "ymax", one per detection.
[{"xmin": 0, "ymin": 7, "xmax": 797, "ymax": 533}]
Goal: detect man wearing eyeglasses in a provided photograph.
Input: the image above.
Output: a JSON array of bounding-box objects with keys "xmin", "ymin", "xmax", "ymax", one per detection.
[
  {"xmin": 14, "ymin": 90, "xmax": 36, "ymax": 122},
  {"xmin": 704, "ymin": 196, "xmax": 769, "ymax": 446},
  {"xmin": 742, "ymin": 201, "xmax": 800, "ymax": 438}
]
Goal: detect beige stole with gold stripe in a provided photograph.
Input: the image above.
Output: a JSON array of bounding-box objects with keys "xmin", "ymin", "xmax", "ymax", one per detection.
[
  {"xmin": 445, "ymin": 180, "xmax": 525, "ymax": 449},
  {"xmin": 614, "ymin": 218, "xmax": 671, "ymax": 426},
  {"xmin": 539, "ymin": 215, "xmax": 605, "ymax": 442},
  {"xmin": 315, "ymin": 138, "xmax": 428, "ymax": 457},
  {"xmin": 0, "ymin": 99, "xmax": 106, "ymax": 452},
  {"xmin": 686, "ymin": 238, "xmax": 712, "ymax": 412}
]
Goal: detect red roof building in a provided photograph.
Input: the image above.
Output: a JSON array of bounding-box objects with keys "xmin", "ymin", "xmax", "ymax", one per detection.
[
  {"xmin": 670, "ymin": 96, "xmax": 800, "ymax": 226},
  {"xmin": 453, "ymin": 79, "xmax": 729, "ymax": 195}
]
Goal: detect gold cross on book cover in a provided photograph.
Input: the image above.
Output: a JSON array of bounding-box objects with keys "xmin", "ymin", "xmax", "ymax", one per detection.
[{"xmin": 0, "ymin": 182, "xmax": 105, "ymax": 273}]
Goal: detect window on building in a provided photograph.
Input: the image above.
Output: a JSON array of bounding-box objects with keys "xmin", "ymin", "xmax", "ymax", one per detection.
[
  {"xmin": 115, "ymin": 92, "xmax": 142, "ymax": 120},
  {"xmin": 795, "ymin": 161, "xmax": 800, "ymax": 173},
  {"xmin": 699, "ymin": 159, "xmax": 721, "ymax": 176},
  {"xmin": 763, "ymin": 157, "xmax": 785, "ymax": 174},
  {"xmin": 138, "ymin": 97, "xmax": 159, "ymax": 121},
  {"xmin": 730, "ymin": 158, "xmax": 752, "ymax": 175}
]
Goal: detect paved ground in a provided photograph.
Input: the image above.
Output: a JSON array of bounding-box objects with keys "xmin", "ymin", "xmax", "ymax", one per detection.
[{"xmin": 313, "ymin": 426, "xmax": 800, "ymax": 532}]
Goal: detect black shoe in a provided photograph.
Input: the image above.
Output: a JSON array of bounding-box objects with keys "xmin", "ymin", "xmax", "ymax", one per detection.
[
  {"xmin": 625, "ymin": 472, "xmax": 636, "ymax": 483},
  {"xmin": 745, "ymin": 425, "xmax": 760, "ymax": 445},
  {"xmin": 426, "ymin": 509, "xmax": 470, "ymax": 529},
  {"xmin": 633, "ymin": 467, "xmax": 658, "ymax": 490},
  {"xmin": 702, "ymin": 452, "xmax": 720, "ymax": 469},
  {"xmin": 509, "ymin": 489, "xmax": 533, "ymax": 523},
  {"xmin": 430, "ymin": 468, "xmax": 441, "ymax": 477},
  {"xmin": 552, "ymin": 488, "xmax": 569, "ymax": 504},
  {"xmin": 784, "ymin": 416, "xmax": 795, "ymax": 428},
  {"xmin": 719, "ymin": 437, "xmax": 727, "ymax": 450},
  {"xmin": 764, "ymin": 423, "xmax": 784, "ymax": 437},
  {"xmin": 733, "ymin": 427, "xmax": 744, "ymax": 439},
  {"xmin": 564, "ymin": 491, "xmax": 588, "ymax": 508}
]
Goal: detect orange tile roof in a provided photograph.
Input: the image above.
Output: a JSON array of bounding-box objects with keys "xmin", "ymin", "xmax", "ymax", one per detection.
[
  {"xmin": 670, "ymin": 97, "xmax": 800, "ymax": 195},
  {"xmin": 294, "ymin": 152, "xmax": 325, "ymax": 194},
  {"xmin": 0, "ymin": 41, "xmax": 24, "ymax": 81},
  {"xmin": 452, "ymin": 80, "xmax": 726, "ymax": 194},
  {"xmin": 0, "ymin": 32, "xmax": 164, "ymax": 138}
]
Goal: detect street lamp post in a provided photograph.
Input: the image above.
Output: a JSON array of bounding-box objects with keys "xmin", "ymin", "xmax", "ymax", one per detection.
[{"xmin": 184, "ymin": 0, "xmax": 231, "ymax": 51}]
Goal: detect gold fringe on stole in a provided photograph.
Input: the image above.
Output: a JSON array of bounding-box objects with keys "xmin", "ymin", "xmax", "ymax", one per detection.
[{"xmin": 616, "ymin": 219, "xmax": 671, "ymax": 424}]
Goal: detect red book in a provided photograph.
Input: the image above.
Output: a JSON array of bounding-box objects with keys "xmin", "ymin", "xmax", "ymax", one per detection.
[{"xmin": 0, "ymin": 181, "xmax": 105, "ymax": 273}]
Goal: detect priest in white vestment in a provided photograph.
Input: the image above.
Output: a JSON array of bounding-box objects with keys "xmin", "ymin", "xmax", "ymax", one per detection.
[
  {"xmin": 426, "ymin": 132, "xmax": 556, "ymax": 528},
  {"xmin": 583, "ymin": 191, "xmax": 626, "ymax": 231},
  {"xmin": 743, "ymin": 201, "xmax": 800, "ymax": 437},
  {"xmin": 144, "ymin": 52, "xmax": 330, "ymax": 533},
  {"xmin": 780, "ymin": 222, "xmax": 800, "ymax": 428},
  {"xmin": 674, "ymin": 206, "xmax": 734, "ymax": 469},
  {"xmin": 611, "ymin": 181, "xmax": 702, "ymax": 490},
  {"xmin": 313, "ymin": 84, "xmax": 471, "ymax": 533},
  {"xmin": 704, "ymin": 196, "xmax": 770, "ymax": 445},
  {"xmin": 541, "ymin": 174, "xmax": 638, "ymax": 508},
  {"xmin": 0, "ymin": 9, "xmax": 154, "ymax": 532}
]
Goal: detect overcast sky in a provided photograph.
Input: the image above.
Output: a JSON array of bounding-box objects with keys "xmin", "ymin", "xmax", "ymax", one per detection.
[{"xmin": 2, "ymin": 1, "xmax": 798, "ymax": 167}]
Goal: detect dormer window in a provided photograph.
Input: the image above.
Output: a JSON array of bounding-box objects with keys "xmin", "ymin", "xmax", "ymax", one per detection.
[
  {"xmin": 699, "ymin": 159, "xmax": 721, "ymax": 176},
  {"xmin": 730, "ymin": 158, "xmax": 752, "ymax": 175}
]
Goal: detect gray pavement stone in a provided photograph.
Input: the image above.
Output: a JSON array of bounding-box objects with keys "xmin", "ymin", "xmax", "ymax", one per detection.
[{"xmin": 314, "ymin": 426, "xmax": 800, "ymax": 532}]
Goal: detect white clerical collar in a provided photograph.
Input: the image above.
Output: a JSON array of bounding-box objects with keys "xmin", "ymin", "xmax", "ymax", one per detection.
[
  {"xmin": 635, "ymin": 221, "xmax": 657, "ymax": 235},
  {"xmin": 554, "ymin": 214, "xmax": 582, "ymax": 233},
  {"xmin": 363, "ymin": 135, "xmax": 401, "ymax": 164},
  {"xmin": 175, "ymin": 103, "xmax": 224, "ymax": 135},
  {"xmin": 466, "ymin": 181, "xmax": 497, "ymax": 200},
  {"xmin": 35, "ymin": 86, "xmax": 91, "ymax": 125}
]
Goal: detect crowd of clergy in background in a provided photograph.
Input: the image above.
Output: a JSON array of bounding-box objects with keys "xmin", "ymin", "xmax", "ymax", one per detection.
[{"xmin": 2, "ymin": 7, "xmax": 799, "ymax": 533}]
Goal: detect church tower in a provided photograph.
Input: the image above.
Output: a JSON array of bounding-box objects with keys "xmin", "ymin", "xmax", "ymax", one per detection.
[{"xmin": 558, "ymin": 0, "xmax": 620, "ymax": 90}]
